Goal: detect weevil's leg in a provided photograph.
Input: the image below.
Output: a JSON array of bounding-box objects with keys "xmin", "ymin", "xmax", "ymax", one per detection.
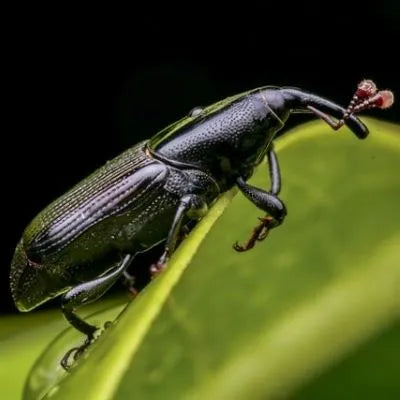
[
  {"xmin": 256, "ymin": 147, "xmax": 282, "ymax": 240},
  {"xmin": 60, "ymin": 253, "xmax": 133, "ymax": 370},
  {"xmin": 267, "ymin": 147, "xmax": 281, "ymax": 196},
  {"xmin": 233, "ymin": 180, "xmax": 286, "ymax": 252},
  {"xmin": 61, "ymin": 254, "xmax": 134, "ymax": 335},
  {"xmin": 150, "ymin": 194, "xmax": 207, "ymax": 276},
  {"xmin": 233, "ymin": 215, "xmax": 276, "ymax": 252},
  {"xmin": 234, "ymin": 149, "xmax": 286, "ymax": 252},
  {"xmin": 122, "ymin": 270, "xmax": 139, "ymax": 298}
]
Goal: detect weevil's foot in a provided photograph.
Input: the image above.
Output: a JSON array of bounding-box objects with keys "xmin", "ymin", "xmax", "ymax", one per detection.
[
  {"xmin": 256, "ymin": 216, "xmax": 274, "ymax": 241},
  {"xmin": 103, "ymin": 320, "xmax": 113, "ymax": 330},
  {"xmin": 122, "ymin": 271, "xmax": 139, "ymax": 298},
  {"xmin": 150, "ymin": 249, "xmax": 170, "ymax": 278},
  {"xmin": 60, "ymin": 335, "xmax": 94, "ymax": 371},
  {"xmin": 128, "ymin": 286, "xmax": 139, "ymax": 298},
  {"xmin": 233, "ymin": 216, "xmax": 275, "ymax": 252},
  {"xmin": 60, "ymin": 347, "xmax": 78, "ymax": 371},
  {"xmin": 233, "ymin": 241, "xmax": 251, "ymax": 252},
  {"xmin": 150, "ymin": 260, "xmax": 168, "ymax": 278}
]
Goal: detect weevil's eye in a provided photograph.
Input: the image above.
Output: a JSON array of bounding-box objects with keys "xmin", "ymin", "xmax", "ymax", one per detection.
[{"xmin": 188, "ymin": 106, "xmax": 204, "ymax": 117}]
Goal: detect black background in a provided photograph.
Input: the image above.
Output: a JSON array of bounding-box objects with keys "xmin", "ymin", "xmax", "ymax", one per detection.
[{"xmin": 2, "ymin": 3, "xmax": 399, "ymax": 313}]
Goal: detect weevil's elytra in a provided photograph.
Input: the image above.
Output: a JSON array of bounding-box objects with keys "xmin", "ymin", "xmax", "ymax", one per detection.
[{"xmin": 10, "ymin": 80, "xmax": 394, "ymax": 369}]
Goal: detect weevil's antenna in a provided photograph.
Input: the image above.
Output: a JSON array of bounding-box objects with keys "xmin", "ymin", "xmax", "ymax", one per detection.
[
  {"xmin": 281, "ymin": 86, "xmax": 370, "ymax": 138},
  {"xmin": 310, "ymin": 80, "xmax": 394, "ymax": 131},
  {"xmin": 352, "ymin": 90, "xmax": 394, "ymax": 112},
  {"xmin": 339, "ymin": 80, "xmax": 394, "ymax": 125},
  {"xmin": 342, "ymin": 79, "xmax": 377, "ymax": 118}
]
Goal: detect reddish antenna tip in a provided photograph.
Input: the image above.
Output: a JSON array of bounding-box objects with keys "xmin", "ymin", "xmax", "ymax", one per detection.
[
  {"xmin": 356, "ymin": 79, "xmax": 377, "ymax": 99},
  {"xmin": 376, "ymin": 90, "xmax": 394, "ymax": 109}
]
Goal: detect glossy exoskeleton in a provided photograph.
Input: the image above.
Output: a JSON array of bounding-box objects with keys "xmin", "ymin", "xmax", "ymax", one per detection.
[{"xmin": 10, "ymin": 80, "xmax": 393, "ymax": 368}]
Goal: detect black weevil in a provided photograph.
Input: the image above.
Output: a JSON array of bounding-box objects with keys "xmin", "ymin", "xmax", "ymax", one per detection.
[{"xmin": 10, "ymin": 80, "xmax": 393, "ymax": 368}]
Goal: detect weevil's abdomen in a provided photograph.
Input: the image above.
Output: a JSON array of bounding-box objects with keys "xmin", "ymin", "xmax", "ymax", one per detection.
[
  {"xmin": 10, "ymin": 240, "xmax": 65, "ymax": 311},
  {"xmin": 11, "ymin": 231, "xmax": 134, "ymax": 311},
  {"xmin": 23, "ymin": 141, "xmax": 154, "ymax": 261},
  {"xmin": 10, "ymin": 141, "xmax": 177, "ymax": 311}
]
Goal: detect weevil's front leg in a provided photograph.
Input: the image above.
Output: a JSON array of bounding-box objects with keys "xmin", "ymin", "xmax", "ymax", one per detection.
[
  {"xmin": 150, "ymin": 194, "xmax": 207, "ymax": 276},
  {"xmin": 266, "ymin": 146, "xmax": 281, "ymax": 196},
  {"xmin": 234, "ymin": 148, "xmax": 286, "ymax": 252},
  {"xmin": 60, "ymin": 253, "xmax": 134, "ymax": 370}
]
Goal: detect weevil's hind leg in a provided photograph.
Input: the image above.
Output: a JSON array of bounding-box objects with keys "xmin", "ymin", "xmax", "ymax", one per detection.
[
  {"xmin": 60, "ymin": 253, "xmax": 134, "ymax": 370},
  {"xmin": 150, "ymin": 194, "xmax": 208, "ymax": 276},
  {"xmin": 61, "ymin": 254, "xmax": 134, "ymax": 335},
  {"xmin": 234, "ymin": 148, "xmax": 286, "ymax": 252}
]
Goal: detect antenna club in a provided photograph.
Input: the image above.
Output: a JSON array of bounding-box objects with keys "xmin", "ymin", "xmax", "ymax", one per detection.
[
  {"xmin": 376, "ymin": 90, "xmax": 394, "ymax": 109},
  {"xmin": 356, "ymin": 79, "xmax": 377, "ymax": 99}
]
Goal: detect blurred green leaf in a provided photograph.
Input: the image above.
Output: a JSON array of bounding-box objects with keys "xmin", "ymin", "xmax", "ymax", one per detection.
[
  {"xmin": 0, "ymin": 299, "xmax": 126, "ymax": 400},
  {"xmin": 2, "ymin": 119, "xmax": 399, "ymax": 400},
  {"xmin": 295, "ymin": 321, "xmax": 400, "ymax": 399},
  {"xmin": 0, "ymin": 310, "xmax": 65, "ymax": 399}
]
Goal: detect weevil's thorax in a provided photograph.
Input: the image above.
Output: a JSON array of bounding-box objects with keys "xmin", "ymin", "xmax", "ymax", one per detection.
[{"xmin": 150, "ymin": 88, "xmax": 289, "ymax": 188}]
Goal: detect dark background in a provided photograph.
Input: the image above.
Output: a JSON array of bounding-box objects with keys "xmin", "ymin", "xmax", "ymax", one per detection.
[{"xmin": 3, "ymin": 3, "xmax": 399, "ymax": 313}]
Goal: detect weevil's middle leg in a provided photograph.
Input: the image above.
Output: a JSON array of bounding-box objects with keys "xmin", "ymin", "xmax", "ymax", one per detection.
[
  {"xmin": 122, "ymin": 270, "xmax": 139, "ymax": 298},
  {"xmin": 150, "ymin": 194, "xmax": 208, "ymax": 277},
  {"xmin": 60, "ymin": 253, "xmax": 134, "ymax": 370}
]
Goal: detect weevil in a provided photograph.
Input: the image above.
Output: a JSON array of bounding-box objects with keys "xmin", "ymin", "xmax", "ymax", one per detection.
[{"xmin": 10, "ymin": 80, "xmax": 393, "ymax": 368}]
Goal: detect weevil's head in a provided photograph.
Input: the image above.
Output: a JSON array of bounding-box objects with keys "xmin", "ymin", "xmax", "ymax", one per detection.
[
  {"xmin": 278, "ymin": 86, "xmax": 371, "ymax": 138},
  {"xmin": 259, "ymin": 85, "xmax": 376, "ymax": 139},
  {"xmin": 257, "ymin": 87, "xmax": 291, "ymax": 126}
]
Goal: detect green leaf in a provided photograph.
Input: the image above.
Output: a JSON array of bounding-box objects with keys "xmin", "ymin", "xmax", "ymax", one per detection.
[{"xmin": 9, "ymin": 119, "xmax": 400, "ymax": 400}]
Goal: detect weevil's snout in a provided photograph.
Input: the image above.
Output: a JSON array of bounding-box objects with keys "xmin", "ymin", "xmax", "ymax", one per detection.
[
  {"xmin": 280, "ymin": 81, "xmax": 394, "ymax": 139},
  {"xmin": 280, "ymin": 86, "xmax": 370, "ymax": 138},
  {"xmin": 10, "ymin": 240, "xmax": 53, "ymax": 311}
]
